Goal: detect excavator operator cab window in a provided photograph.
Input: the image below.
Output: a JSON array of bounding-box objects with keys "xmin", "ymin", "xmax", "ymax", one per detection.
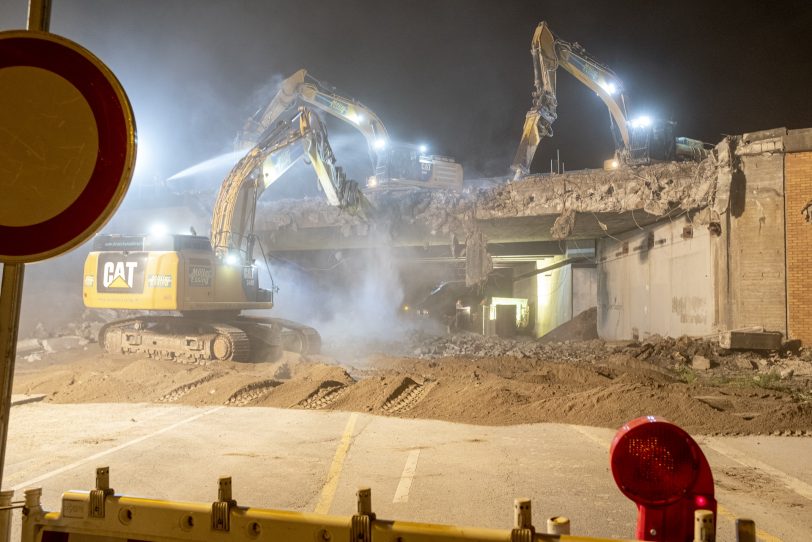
[
  {"xmin": 385, "ymin": 145, "xmax": 425, "ymax": 182},
  {"xmin": 628, "ymin": 119, "xmax": 677, "ymax": 164}
]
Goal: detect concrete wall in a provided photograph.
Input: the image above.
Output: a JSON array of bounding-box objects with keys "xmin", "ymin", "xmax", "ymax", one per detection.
[
  {"xmin": 535, "ymin": 256, "xmax": 573, "ymax": 337},
  {"xmin": 572, "ymin": 267, "xmax": 597, "ymax": 317},
  {"xmin": 513, "ymin": 259, "xmax": 596, "ymax": 338},
  {"xmin": 512, "ymin": 262, "xmax": 537, "ymax": 333},
  {"xmin": 597, "ymin": 215, "xmax": 715, "ymax": 340},
  {"xmin": 785, "ymin": 151, "xmax": 812, "ymax": 342},
  {"xmin": 723, "ymin": 153, "xmax": 787, "ymax": 335}
]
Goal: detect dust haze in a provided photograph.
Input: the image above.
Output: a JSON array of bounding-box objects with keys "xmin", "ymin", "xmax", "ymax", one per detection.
[{"xmin": 264, "ymin": 244, "xmax": 406, "ymax": 353}]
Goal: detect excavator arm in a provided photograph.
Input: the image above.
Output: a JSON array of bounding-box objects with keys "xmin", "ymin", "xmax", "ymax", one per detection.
[
  {"xmin": 211, "ymin": 107, "xmax": 368, "ymax": 261},
  {"xmin": 240, "ymin": 69, "xmax": 463, "ymax": 191},
  {"xmin": 237, "ymin": 69, "xmax": 389, "ymax": 166},
  {"xmin": 511, "ymin": 21, "xmax": 630, "ymax": 178}
]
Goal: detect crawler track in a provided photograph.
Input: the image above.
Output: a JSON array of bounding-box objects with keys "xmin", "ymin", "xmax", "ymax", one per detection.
[
  {"xmin": 297, "ymin": 381, "xmax": 350, "ymax": 410},
  {"xmin": 158, "ymin": 374, "xmax": 223, "ymax": 403},
  {"xmin": 99, "ymin": 315, "xmax": 320, "ymax": 364},
  {"xmin": 383, "ymin": 378, "xmax": 435, "ymax": 414},
  {"xmin": 225, "ymin": 379, "xmax": 281, "ymax": 406}
]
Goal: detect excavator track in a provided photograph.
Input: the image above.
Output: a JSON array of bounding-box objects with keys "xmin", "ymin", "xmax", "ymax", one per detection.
[
  {"xmin": 237, "ymin": 316, "xmax": 321, "ymax": 355},
  {"xmin": 98, "ymin": 314, "xmax": 320, "ymax": 364},
  {"xmin": 100, "ymin": 317, "xmax": 250, "ymax": 364}
]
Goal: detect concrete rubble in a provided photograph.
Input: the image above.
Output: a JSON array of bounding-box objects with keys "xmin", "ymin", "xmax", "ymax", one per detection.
[
  {"xmin": 409, "ymin": 331, "xmax": 812, "ymax": 383},
  {"xmin": 15, "ymin": 309, "xmax": 118, "ymax": 359},
  {"xmin": 260, "ymin": 147, "xmax": 724, "ymax": 231},
  {"xmin": 247, "ymin": 141, "xmax": 743, "ymax": 346},
  {"xmin": 476, "ymin": 159, "xmax": 723, "ymax": 222}
]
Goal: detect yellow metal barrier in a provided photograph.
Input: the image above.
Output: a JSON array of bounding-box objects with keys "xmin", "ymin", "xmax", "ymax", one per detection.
[{"xmin": 20, "ymin": 469, "xmax": 640, "ymax": 542}]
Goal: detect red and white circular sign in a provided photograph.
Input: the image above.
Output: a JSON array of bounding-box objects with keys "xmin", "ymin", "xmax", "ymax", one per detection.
[{"xmin": 0, "ymin": 30, "xmax": 136, "ymax": 263}]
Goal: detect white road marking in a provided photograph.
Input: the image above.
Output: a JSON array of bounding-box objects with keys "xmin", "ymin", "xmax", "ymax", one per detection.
[
  {"xmin": 393, "ymin": 449, "xmax": 420, "ymax": 504},
  {"xmin": 706, "ymin": 439, "xmax": 812, "ymax": 502},
  {"xmin": 10, "ymin": 406, "xmax": 224, "ymax": 491}
]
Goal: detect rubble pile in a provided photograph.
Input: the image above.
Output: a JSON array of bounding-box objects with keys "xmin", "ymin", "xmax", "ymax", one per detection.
[
  {"xmin": 410, "ymin": 331, "xmax": 812, "ymax": 383},
  {"xmin": 15, "ymin": 309, "xmax": 121, "ymax": 361},
  {"xmin": 413, "ymin": 333, "xmax": 605, "ymax": 361},
  {"xmin": 622, "ymin": 334, "xmax": 810, "ymax": 368},
  {"xmin": 256, "ymin": 151, "xmax": 726, "ymax": 244},
  {"xmin": 478, "ymin": 159, "xmax": 721, "ymax": 220}
]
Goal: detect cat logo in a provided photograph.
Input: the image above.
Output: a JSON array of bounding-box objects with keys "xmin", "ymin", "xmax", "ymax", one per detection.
[
  {"xmin": 97, "ymin": 253, "xmax": 147, "ymax": 293},
  {"xmin": 104, "ymin": 262, "xmax": 137, "ymax": 288}
]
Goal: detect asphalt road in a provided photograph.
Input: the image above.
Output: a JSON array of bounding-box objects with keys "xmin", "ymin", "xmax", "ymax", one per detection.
[{"xmin": 4, "ymin": 402, "xmax": 811, "ymax": 541}]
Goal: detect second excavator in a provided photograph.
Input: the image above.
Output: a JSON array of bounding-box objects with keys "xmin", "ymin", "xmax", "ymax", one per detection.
[
  {"xmin": 512, "ymin": 21, "xmax": 710, "ymax": 178},
  {"xmin": 82, "ymin": 107, "xmax": 367, "ymax": 362},
  {"xmin": 238, "ymin": 69, "xmax": 463, "ymax": 191}
]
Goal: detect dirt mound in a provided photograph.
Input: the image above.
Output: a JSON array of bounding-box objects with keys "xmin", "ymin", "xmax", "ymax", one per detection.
[
  {"xmin": 13, "ymin": 339, "xmax": 812, "ymax": 436},
  {"xmin": 538, "ymin": 307, "xmax": 598, "ymax": 342}
]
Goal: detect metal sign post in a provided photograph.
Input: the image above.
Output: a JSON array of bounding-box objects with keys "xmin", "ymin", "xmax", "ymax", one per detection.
[
  {"xmin": 0, "ymin": 0, "xmax": 52, "ymax": 496},
  {"xmin": 0, "ymin": 3, "xmax": 135, "ymax": 531},
  {"xmin": 0, "ymin": 263, "xmax": 24, "ymax": 486}
]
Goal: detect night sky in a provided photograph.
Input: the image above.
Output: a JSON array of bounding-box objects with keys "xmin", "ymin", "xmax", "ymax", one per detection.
[{"xmin": 2, "ymin": 0, "xmax": 811, "ymax": 182}]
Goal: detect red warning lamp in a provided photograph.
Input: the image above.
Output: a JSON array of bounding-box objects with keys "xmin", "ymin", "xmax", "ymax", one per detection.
[{"xmin": 610, "ymin": 416, "xmax": 716, "ymax": 541}]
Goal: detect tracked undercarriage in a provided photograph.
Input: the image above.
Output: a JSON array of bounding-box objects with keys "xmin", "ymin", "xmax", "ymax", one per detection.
[{"xmin": 98, "ymin": 314, "xmax": 321, "ymax": 363}]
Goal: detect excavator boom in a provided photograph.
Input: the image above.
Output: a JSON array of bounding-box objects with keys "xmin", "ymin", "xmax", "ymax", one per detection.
[
  {"xmin": 237, "ymin": 69, "xmax": 388, "ymax": 165},
  {"xmin": 212, "ymin": 108, "xmax": 367, "ymax": 260},
  {"xmin": 240, "ymin": 69, "xmax": 463, "ymax": 190}
]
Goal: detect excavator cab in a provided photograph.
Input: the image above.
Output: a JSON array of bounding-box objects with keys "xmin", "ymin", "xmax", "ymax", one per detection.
[
  {"xmin": 374, "ymin": 144, "xmax": 425, "ymax": 184},
  {"xmin": 627, "ymin": 118, "xmax": 712, "ymax": 165},
  {"xmin": 627, "ymin": 119, "xmax": 677, "ymax": 165},
  {"xmin": 369, "ymin": 143, "xmax": 462, "ymax": 190}
]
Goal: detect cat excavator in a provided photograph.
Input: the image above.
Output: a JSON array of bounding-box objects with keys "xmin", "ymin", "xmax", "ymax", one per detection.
[
  {"xmin": 82, "ymin": 107, "xmax": 368, "ymax": 362},
  {"xmin": 511, "ymin": 21, "xmax": 710, "ymax": 178},
  {"xmin": 239, "ymin": 69, "xmax": 463, "ymax": 190}
]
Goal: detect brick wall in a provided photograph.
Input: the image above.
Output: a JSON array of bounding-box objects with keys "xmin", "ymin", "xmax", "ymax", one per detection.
[{"xmin": 785, "ymin": 152, "xmax": 812, "ymax": 343}]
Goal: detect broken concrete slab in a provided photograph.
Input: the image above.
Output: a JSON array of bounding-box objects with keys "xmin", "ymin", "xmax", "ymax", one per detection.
[
  {"xmin": 692, "ymin": 355, "xmax": 712, "ymax": 370},
  {"xmin": 734, "ymin": 356, "xmax": 756, "ymax": 370},
  {"xmin": 16, "ymin": 338, "xmax": 42, "ymax": 355},
  {"xmin": 255, "ymin": 148, "xmax": 729, "ymax": 253},
  {"xmin": 781, "ymin": 339, "xmax": 803, "ymax": 355},
  {"xmin": 42, "ymin": 335, "xmax": 89, "ymax": 353},
  {"xmin": 779, "ymin": 368, "xmax": 795, "ymax": 380},
  {"xmin": 719, "ymin": 330, "xmax": 783, "ymax": 351},
  {"xmin": 11, "ymin": 394, "xmax": 46, "ymax": 406}
]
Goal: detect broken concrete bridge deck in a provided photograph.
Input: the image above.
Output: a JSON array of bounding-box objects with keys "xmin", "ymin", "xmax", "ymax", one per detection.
[{"xmin": 255, "ymin": 159, "xmax": 720, "ymax": 253}]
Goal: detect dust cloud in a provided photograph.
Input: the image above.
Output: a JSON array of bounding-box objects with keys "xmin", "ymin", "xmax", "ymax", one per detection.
[{"xmin": 259, "ymin": 239, "xmax": 424, "ymax": 359}]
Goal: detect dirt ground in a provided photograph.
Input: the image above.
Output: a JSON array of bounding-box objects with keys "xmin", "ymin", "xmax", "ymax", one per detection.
[{"xmin": 12, "ymin": 329, "xmax": 812, "ymax": 437}]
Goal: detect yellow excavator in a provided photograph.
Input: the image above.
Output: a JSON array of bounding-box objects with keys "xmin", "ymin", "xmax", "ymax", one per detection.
[
  {"xmin": 511, "ymin": 21, "xmax": 709, "ymax": 178},
  {"xmin": 239, "ymin": 69, "xmax": 463, "ymax": 190},
  {"xmin": 82, "ymin": 107, "xmax": 368, "ymax": 362}
]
